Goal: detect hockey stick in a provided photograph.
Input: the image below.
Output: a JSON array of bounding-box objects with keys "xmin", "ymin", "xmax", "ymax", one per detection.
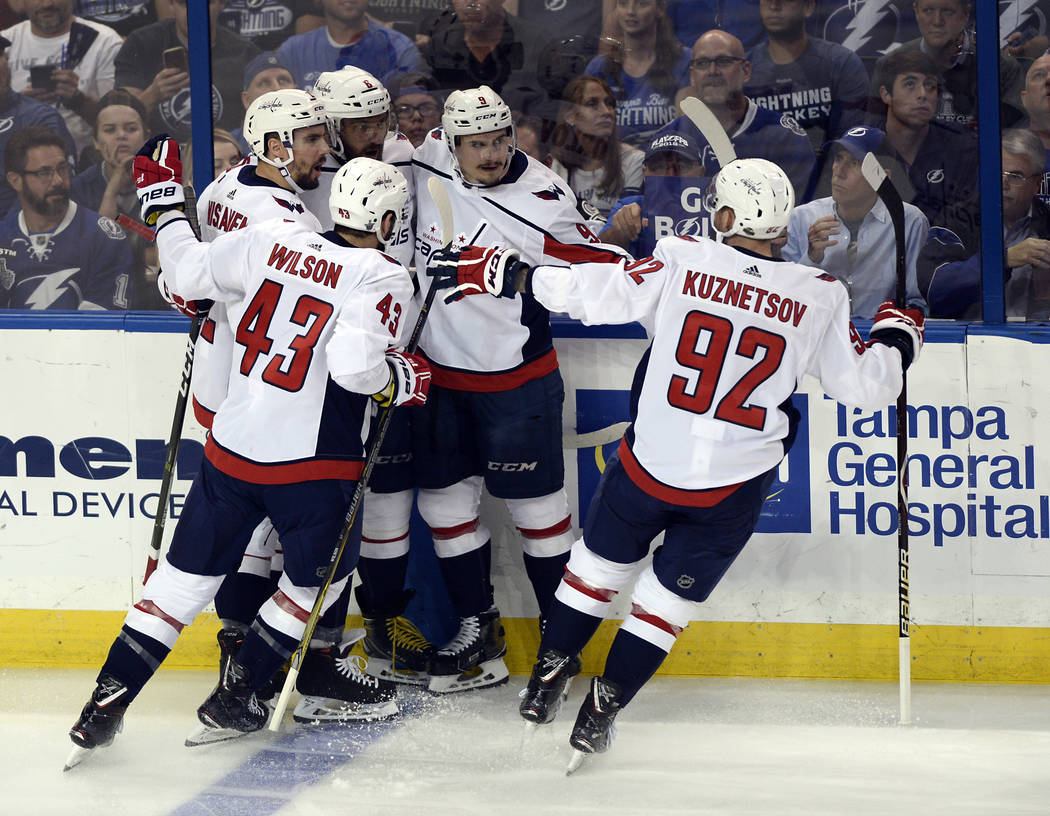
[
  {"xmin": 268, "ymin": 177, "xmax": 452, "ymax": 730},
  {"xmin": 144, "ymin": 185, "xmax": 203, "ymax": 584},
  {"xmin": 680, "ymin": 96, "xmax": 737, "ymax": 167},
  {"xmin": 860, "ymin": 153, "xmax": 911, "ymax": 725}
]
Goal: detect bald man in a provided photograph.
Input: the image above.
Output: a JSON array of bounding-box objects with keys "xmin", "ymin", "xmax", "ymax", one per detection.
[
  {"xmin": 662, "ymin": 29, "xmax": 816, "ymax": 201},
  {"xmin": 1021, "ymin": 52, "xmax": 1050, "ymax": 204}
]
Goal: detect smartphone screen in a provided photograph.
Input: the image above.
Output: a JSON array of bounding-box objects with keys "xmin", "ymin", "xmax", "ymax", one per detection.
[{"xmin": 162, "ymin": 47, "xmax": 188, "ymax": 73}]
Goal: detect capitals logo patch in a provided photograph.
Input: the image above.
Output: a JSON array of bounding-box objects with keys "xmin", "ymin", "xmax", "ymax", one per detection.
[
  {"xmin": 273, "ymin": 196, "xmax": 305, "ymax": 214},
  {"xmin": 533, "ymin": 185, "xmax": 565, "ymax": 201}
]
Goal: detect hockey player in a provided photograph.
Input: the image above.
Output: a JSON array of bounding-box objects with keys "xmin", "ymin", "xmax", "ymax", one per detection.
[
  {"xmin": 411, "ymin": 85, "xmax": 628, "ymax": 693},
  {"xmin": 302, "ymin": 66, "xmax": 434, "ymax": 686},
  {"xmin": 65, "ymin": 145, "xmax": 428, "ymax": 769},
  {"xmin": 428, "ymin": 158, "xmax": 924, "ymax": 766}
]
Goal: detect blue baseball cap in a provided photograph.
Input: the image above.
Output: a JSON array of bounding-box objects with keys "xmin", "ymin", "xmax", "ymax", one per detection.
[
  {"xmin": 644, "ymin": 130, "xmax": 702, "ymax": 164},
  {"xmin": 826, "ymin": 126, "xmax": 885, "ymax": 160},
  {"xmin": 242, "ymin": 52, "xmax": 292, "ymax": 91}
]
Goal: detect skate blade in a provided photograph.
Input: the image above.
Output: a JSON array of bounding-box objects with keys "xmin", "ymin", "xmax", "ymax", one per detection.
[
  {"xmin": 184, "ymin": 723, "xmax": 255, "ymax": 747},
  {"xmin": 366, "ymin": 657, "xmax": 430, "ymax": 687},
  {"xmin": 566, "ymin": 749, "xmax": 587, "ymax": 775},
  {"xmin": 292, "ymin": 696, "xmax": 399, "ymax": 724},
  {"xmin": 63, "ymin": 744, "xmax": 91, "ymax": 772},
  {"xmin": 427, "ymin": 658, "xmax": 509, "ymax": 694}
]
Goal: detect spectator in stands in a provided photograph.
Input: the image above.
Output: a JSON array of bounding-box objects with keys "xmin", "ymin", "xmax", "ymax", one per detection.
[
  {"xmin": 387, "ymin": 70, "xmax": 442, "ymax": 147},
  {"xmin": 276, "ymin": 0, "xmax": 425, "ymax": 91},
  {"xmin": 876, "ymin": 0, "xmax": 1024, "ymax": 128},
  {"xmin": 511, "ymin": 0, "xmax": 608, "ymax": 43},
  {"xmin": 918, "ymin": 129, "xmax": 1050, "ymax": 320},
  {"xmin": 513, "ymin": 112, "xmax": 551, "ymax": 165},
  {"xmin": 547, "ymin": 75, "xmax": 643, "ymax": 218},
  {"xmin": 229, "ymin": 51, "xmax": 296, "ymax": 153},
  {"xmin": 72, "ymin": 0, "xmax": 157, "ymax": 37},
  {"xmin": 585, "ymin": 0, "xmax": 690, "ymax": 148},
  {"xmin": 3, "ymin": 0, "xmax": 123, "ymax": 161},
  {"xmin": 873, "ymin": 48, "xmax": 978, "ymax": 222},
  {"xmin": 114, "ymin": 0, "xmax": 259, "ymax": 141},
  {"xmin": 0, "ymin": 33, "xmax": 75, "ymax": 218},
  {"xmin": 366, "ymin": 0, "xmax": 446, "ymax": 45},
  {"xmin": 745, "ymin": 0, "xmax": 869, "ymax": 153},
  {"xmin": 218, "ymin": 0, "xmax": 321, "ymax": 52},
  {"xmin": 665, "ymin": 29, "xmax": 816, "ymax": 201},
  {"xmin": 421, "ymin": 0, "xmax": 552, "ymax": 115},
  {"xmin": 70, "ymin": 88, "xmax": 145, "ymax": 222},
  {"xmin": 0, "ymin": 125, "xmax": 135, "ymax": 310},
  {"xmin": 600, "ymin": 129, "xmax": 703, "ymax": 254},
  {"xmin": 212, "ymin": 128, "xmax": 245, "ymax": 176},
  {"xmin": 1020, "ymin": 52, "xmax": 1050, "ymax": 201},
  {"xmin": 782, "ymin": 126, "xmax": 928, "ymax": 318}
]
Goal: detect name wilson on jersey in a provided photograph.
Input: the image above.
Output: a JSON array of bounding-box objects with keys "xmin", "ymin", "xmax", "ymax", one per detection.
[
  {"xmin": 266, "ymin": 242, "xmax": 343, "ymax": 289},
  {"xmin": 682, "ymin": 270, "xmax": 808, "ymax": 327}
]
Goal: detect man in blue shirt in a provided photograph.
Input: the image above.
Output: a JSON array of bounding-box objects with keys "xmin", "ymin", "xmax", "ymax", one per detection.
[
  {"xmin": 746, "ymin": 0, "xmax": 870, "ymax": 152},
  {"xmin": 0, "ymin": 125, "xmax": 134, "ymax": 309},
  {"xmin": 277, "ymin": 0, "xmax": 425, "ymax": 91},
  {"xmin": 666, "ymin": 29, "xmax": 817, "ymax": 201}
]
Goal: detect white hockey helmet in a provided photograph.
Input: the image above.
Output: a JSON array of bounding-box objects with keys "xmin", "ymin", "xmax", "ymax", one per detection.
[
  {"xmin": 312, "ymin": 67, "xmax": 392, "ymax": 161},
  {"xmin": 243, "ymin": 88, "xmax": 328, "ymax": 171},
  {"xmin": 330, "ymin": 157, "xmax": 408, "ymax": 246},
  {"xmin": 441, "ymin": 85, "xmax": 515, "ymax": 185},
  {"xmin": 706, "ymin": 158, "xmax": 795, "ymax": 240}
]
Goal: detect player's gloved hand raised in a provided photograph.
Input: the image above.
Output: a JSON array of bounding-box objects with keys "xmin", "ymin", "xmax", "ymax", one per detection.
[
  {"xmin": 134, "ymin": 134, "xmax": 185, "ymax": 226},
  {"xmin": 157, "ymin": 270, "xmax": 212, "ymax": 319},
  {"xmin": 868, "ymin": 300, "xmax": 925, "ymax": 371},
  {"xmin": 372, "ymin": 348, "xmax": 431, "ymax": 407},
  {"xmin": 426, "ymin": 245, "xmax": 528, "ymax": 304}
]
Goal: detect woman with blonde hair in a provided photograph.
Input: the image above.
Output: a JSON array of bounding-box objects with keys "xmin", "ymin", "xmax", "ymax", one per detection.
[{"xmin": 549, "ymin": 75, "xmax": 643, "ymax": 218}]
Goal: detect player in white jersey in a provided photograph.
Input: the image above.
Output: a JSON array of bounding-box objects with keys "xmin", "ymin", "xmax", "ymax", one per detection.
[
  {"xmin": 411, "ymin": 86, "xmax": 629, "ymax": 693},
  {"xmin": 66, "ymin": 144, "xmax": 429, "ymax": 768},
  {"xmin": 301, "ymin": 66, "xmax": 435, "ymax": 685},
  {"xmin": 429, "ymin": 158, "xmax": 925, "ymax": 765}
]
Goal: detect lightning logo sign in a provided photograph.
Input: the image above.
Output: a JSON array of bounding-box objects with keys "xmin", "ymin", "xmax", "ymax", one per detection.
[
  {"xmin": 824, "ymin": 0, "xmax": 904, "ymax": 57},
  {"xmin": 1000, "ymin": 1, "xmax": 1045, "ymax": 48}
]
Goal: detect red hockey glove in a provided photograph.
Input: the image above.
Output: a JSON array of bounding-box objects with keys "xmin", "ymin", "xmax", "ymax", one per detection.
[
  {"xmin": 134, "ymin": 134, "xmax": 185, "ymax": 226},
  {"xmin": 868, "ymin": 300, "xmax": 925, "ymax": 371},
  {"xmin": 157, "ymin": 270, "xmax": 211, "ymax": 319},
  {"xmin": 372, "ymin": 349, "xmax": 431, "ymax": 407},
  {"xmin": 426, "ymin": 245, "xmax": 528, "ymax": 304}
]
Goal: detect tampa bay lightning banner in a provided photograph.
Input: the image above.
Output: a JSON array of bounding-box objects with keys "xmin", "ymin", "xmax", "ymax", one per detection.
[{"xmin": 637, "ymin": 175, "xmax": 713, "ymax": 259}]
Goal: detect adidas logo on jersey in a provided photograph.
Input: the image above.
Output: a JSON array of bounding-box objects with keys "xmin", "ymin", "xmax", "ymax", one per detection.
[
  {"xmin": 741, "ymin": 264, "xmax": 760, "ymax": 277},
  {"xmin": 226, "ymin": 190, "xmax": 236, "ymax": 200}
]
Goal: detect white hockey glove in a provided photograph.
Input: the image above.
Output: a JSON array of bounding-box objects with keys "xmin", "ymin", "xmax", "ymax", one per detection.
[
  {"xmin": 426, "ymin": 245, "xmax": 529, "ymax": 304},
  {"xmin": 868, "ymin": 300, "xmax": 925, "ymax": 371},
  {"xmin": 372, "ymin": 349, "xmax": 431, "ymax": 407},
  {"xmin": 133, "ymin": 134, "xmax": 185, "ymax": 227}
]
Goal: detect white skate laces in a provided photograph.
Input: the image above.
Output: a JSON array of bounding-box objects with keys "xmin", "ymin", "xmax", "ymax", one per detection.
[
  {"xmin": 440, "ymin": 616, "xmax": 481, "ymax": 655},
  {"xmin": 335, "ymin": 652, "xmax": 380, "ymax": 688}
]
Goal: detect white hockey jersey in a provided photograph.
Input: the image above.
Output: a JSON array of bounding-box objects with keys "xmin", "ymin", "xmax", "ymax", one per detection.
[
  {"xmin": 189, "ymin": 158, "xmax": 323, "ymax": 428},
  {"xmin": 412, "ymin": 130, "xmax": 626, "ymax": 391},
  {"xmin": 530, "ymin": 236, "xmax": 905, "ymax": 496},
  {"xmin": 157, "ymin": 216, "xmax": 413, "ymax": 484},
  {"xmin": 299, "ymin": 131, "xmax": 416, "ymax": 269}
]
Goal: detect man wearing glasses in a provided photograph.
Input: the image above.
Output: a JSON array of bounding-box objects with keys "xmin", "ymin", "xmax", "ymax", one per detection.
[
  {"xmin": 918, "ymin": 129, "xmax": 1050, "ymax": 320},
  {"xmin": 387, "ymin": 71, "xmax": 442, "ymax": 148},
  {"xmin": 663, "ymin": 29, "xmax": 816, "ymax": 201},
  {"xmin": 0, "ymin": 124, "xmax": 134, "ymax": 309}
]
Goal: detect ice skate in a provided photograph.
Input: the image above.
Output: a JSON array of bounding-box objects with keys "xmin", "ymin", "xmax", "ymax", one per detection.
[
  {"xmin": 217, "ymin": 627, "xmax": 285, "ymax": 703},
  {"xmin": 187, "ymin": 654, "xmax": 268, "ymax": 746},
  {"xmin": 566, "ymin": 676, "xmax": 622, "ymax": 775},
  {"xmin": 65, "ymin": 674, "xmax": 130, "ymax": 771},
  {"xmin": 362, "ymin": 613, "xmax": 435, "ymax": 687},
  {"xmin": 293, "ymin": 636, "xmax": 398, "ymax": 723},
  {"xmin": 428, "ymin": 606, "xmax": 509, "ymax": 694},
  {"xmin": 519, "ymin": 648, "xmax": 581, "ymax": 729}
]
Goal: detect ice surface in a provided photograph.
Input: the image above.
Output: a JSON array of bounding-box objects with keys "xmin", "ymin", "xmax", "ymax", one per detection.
[{"xmin": 4, "ymin": 667, "xmax": 1048, "ymax": 816}]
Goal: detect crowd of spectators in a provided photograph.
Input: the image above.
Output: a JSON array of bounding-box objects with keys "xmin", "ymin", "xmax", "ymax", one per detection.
[{"xmin": 0, "ymin": 0, "xmax": 1046, "ymax": 318}]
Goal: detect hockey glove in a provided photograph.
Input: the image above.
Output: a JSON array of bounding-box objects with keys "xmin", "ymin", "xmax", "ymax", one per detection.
[
  {"xmin": 134, "ymin": 134, "xmax": 185, "ymax": 226},
  {"xmin": 372, "ymin": 349, "xmax": 431, "ymax": 408},
  {"xmin": 426, "ymin": 245, "xmax": 528, "ymax": 304},
  {"xmin": 868, "ymin": 300, "xmax": 925, "ymax": 371},
  {"xmin": 157, "ymin": 270, "xmax": 212, "ymax": 319}
]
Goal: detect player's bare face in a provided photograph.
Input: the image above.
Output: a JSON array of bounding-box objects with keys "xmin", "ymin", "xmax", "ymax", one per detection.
[
  {"xmin": 570, "ymin": 82, "xmax": 616, "ymax": 138},
  {"xmin": 93, "ymin": 105, "xmax": 145, "ymax": 172},
  {"xmin": 914, "ymin": 0, "xmax": 968, "ymax": 51},
  {"xmin": 455, "ymin": 129, "xmax": 513, "ymax": 185},
  {"xmin": 616, "ymin": 0, "xmax": 658, "ymax": 36},
  {"xmin": 886, "ymin": 73, "xmax": 938, "ymax": 128},
  {"xmin": 340, "ymin": 114, "xmax": 388, "ymax": 160},
  {"xmin": 289, "ymin": 124, "xmax": 330, "ymax": 189},
  {"xmin": 17, "ymin": 145, "xmax": 71, "ymax": 217}
]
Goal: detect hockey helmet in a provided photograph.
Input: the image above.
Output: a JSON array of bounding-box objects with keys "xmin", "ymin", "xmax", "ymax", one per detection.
[
  {"xmin": 706, "ymin": 158, "xmax": 794, "ymax": 240},
  {"xmin": 329, "ymin": 157, "xmax": 408, "ymax": 246},
  {"xmin": 441, "ymin": 86, "xmax": 515, "ymax": 185},
  {"xmin": 312, "ymin": 67, "xmax": 392, "ymax": 161},
  {"xmin": 243, "ymin": 88, "xmax": 328, "ymax": 172}
]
